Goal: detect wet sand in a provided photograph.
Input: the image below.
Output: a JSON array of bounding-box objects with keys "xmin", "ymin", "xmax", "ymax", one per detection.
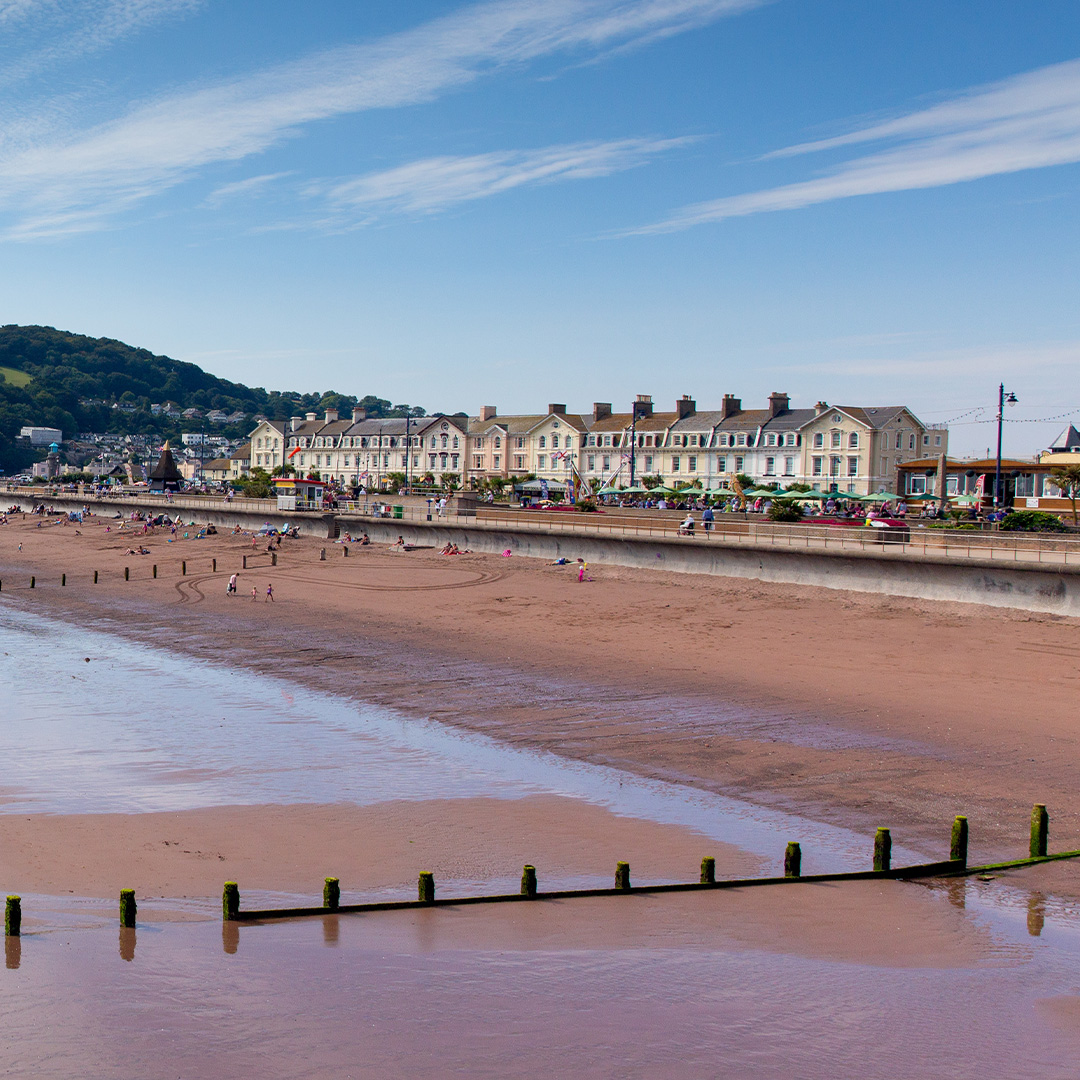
[{"xmin": 2, "ymin": 509, "xmax": 1078, "ymax": 874}]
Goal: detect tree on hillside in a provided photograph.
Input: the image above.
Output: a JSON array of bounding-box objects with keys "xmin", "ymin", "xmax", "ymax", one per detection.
[{"xmin": 1050, "ymin": 465, "xmax": 1080, "ymax": 525}]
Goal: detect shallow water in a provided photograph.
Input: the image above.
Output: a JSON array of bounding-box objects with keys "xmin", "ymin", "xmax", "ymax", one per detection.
[{"xmin": 0, "ymin": 606, "xmax": 920, "ymax": 874}]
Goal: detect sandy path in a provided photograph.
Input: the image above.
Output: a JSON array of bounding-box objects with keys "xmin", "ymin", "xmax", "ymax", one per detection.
[{"xmin": 1, "ymin": 509, "xmax": 1078, "ymax": 884}]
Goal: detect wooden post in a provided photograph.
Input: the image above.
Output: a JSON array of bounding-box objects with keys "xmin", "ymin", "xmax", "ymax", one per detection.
[
  {"xmin": 343, "ymin": 546, "xmax": 349, "ymax": 557},
  {"xmin": 94, "ymin": 570, "xmax": 98, "ymax": 584},
  {"xmin": 212, "ymin": 558, "xmax": 217, "ymax": 572},
  {"xmin": 271, "ymin": 552, "xmax": 277, "ymax": 566},
  {"xmin": 320, "ymin": 548, "xmax": 326, "ymax": 561},
  {"xmin": 152, "ymin": 564, "xmax": 157, "ymax": 578},
  {"xmin": 124, "ymin": 567, "xmax": 129, "ymax": 581},
  {"xmin": 61, "ymin": 573, "xmax": 66, "ymax": 586},
  {"xmin": 874, "ymin": 828, "xmax": 892, "ymax": 872},
  {"xmin": 1031, "ymin": 804, "xmax": 1049, "ymax": 858},
  {"xmin": 700, "ymin": 857, "xmax": 716, "ymax": 884},
  {"xmin": 418, "ymin": 872, "xmax": 435, "ymax": 904},
  {"xmin": 243, "ymin": 555, "xmax": 247, "ymax": 569},
  {"xmin": 784, "ymin": 842, "xmax": 801, "ymax": 878},
  {"xmin": 29, "ymin": 576, "xmax": 34, "ymax": 589},
  {"xmin": 323, "ymin": 877, "xmax": 340, "ymax": 911},
  {"xmin": 120, "ymin": 889, "xmax": 137, "ymax": 928},
  {"xmin": 951, "ymin": 816, "xmax": 969, "ymax": 867},
  {"xmin": 5, "ymin": 896, "xmax": 20, "ymax": 937},
  {"xmin": 521, "ymin": 865, "xmax": 537, "ymax": 898},
  {"xmin": 223, "ymin": 882, "xmax": 240, "ymax": 921},
  {"xmin": 615, "ymin": 862, "xmax": 631, "ymax": 890},
  {"xmin": 182, "ymin": 560, "xmax": 186, "ymax": 576}
]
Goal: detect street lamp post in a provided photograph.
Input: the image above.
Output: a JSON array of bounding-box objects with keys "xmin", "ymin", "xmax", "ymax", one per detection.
[
  {"xmin": 994, "ymin": 383, "xmax": 1018, "ymax": 510},
  {"xmin": 629, "ymin": 401, "xmax": 647, "ymax": 486},
  {"xmin": 404, "ymin": 413, "xmax": 412, "ymax": 495}
]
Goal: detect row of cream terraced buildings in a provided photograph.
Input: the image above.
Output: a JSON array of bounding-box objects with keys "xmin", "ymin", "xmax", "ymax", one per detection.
[{"xmin": 246, "ymin": 392, "xmax": 948, "ymax": 497}]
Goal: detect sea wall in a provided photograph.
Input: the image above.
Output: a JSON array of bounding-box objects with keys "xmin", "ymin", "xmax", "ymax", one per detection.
[
  {"xmin": 9, "ymin": 491, "xmax": 1079, "ymax": 615},
  {"xmin": 342, "ymin": 514, "xmax": 1080, "ymax": 617}
]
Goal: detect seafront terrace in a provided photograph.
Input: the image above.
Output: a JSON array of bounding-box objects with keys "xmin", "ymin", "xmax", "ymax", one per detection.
[{"xmin": 7, "ymin": 484, "xmax": 1080, "ymax": 570}]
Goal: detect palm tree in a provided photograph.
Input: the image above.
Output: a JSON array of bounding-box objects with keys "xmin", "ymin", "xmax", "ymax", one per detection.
[{"xmin": 1050, "ymin": 465, "xmax": 1080, "ymax": 525}]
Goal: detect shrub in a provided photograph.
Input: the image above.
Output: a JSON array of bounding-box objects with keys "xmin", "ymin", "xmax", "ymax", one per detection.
[
  {"xmin": 768, "ymin": 500, "xmax": 803, "ymax": 523},
  {"xmin": 999, "ymin": 510, "xmax": 1067, "ymax": 533},
  {"xmin": 577, "ymin": 499, "xmax": 598, "ymax": 512}
]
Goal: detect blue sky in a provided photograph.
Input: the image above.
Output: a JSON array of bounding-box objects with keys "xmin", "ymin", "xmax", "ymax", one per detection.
[{"xmin": 2, "ymin": 0, "xmax": 1079, "ymax": 456}]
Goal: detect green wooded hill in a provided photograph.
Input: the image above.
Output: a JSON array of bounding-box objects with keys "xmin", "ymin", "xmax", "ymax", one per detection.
[{"xmin": 0, "ymin": 325, "xmax": 424, "ymax": 474}]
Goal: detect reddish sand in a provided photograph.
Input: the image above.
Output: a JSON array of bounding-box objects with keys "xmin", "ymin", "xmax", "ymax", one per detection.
[{"xmin": 2, "ymin": 509, "xmax": 1079, "ymax": 895}]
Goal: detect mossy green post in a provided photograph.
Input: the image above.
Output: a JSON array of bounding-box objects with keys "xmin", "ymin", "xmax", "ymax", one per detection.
[
  {"xmin": 120, "ymin": 889, "xmax": 137, "ymax": 928},
  {"xmin": 323, "ymin": 877, "xmax": 340, "ymax": 911},
  {"xmin": 521, "ymin": 865, "xmax": 537, "ymax": 898},
  {"xmin": 615, "ymin": 862, "xmax": 631, "ymax": 891},
  {"xmin": 223, "ymin": 881, "xmax": 240, "ymax": 921},
  {"xmin": 1030, "ymin": 804, "xmax": 1049, "ymax": 858},
  {"xmin": 700, "ymin": 857, "xmax": 716, "ymax": 884},
  {"xmin": 418, "ymin": 872, "xmax": 435, "ymax": 904},
  {"xmin": 5, "ymin": 896, "xmax": 20, "ymax": 937},
  {"xmin": 874, "ymin": 828, "xmax": 892, "ymax": 873},
  {"xmin": 784, "ymin": 842, "xmax": 801, "ymax": 878},
  {"xmin": 950, "ymin": 816, "xmax": 969, "ymax": 867},
  {"xmin": 29, "ymin": 576, "xmax": 34, "ymax": 589}
]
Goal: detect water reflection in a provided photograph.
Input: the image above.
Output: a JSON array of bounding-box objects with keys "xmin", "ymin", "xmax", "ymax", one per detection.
[
  {"xmin": 322, "ymin": 915, "xmax": 339, "ymax": 947},
  {"xmin": 5, "ymin": 936, "xmax": 20, "ymax": 970},
  {"xmin": 1028, "ymin": 892, "xmax": 1047, "ymax": 937},
  {"xmin": 119, "ymin": 927, "xmax": 136, "ymax": 961},
  {"xmin": 222, "ymin": 921, "xmax": 239, "ymax": 955}
]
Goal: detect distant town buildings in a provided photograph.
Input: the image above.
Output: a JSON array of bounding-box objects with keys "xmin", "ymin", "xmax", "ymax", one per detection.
[{"xmin": 242, "ymin": 393, "xmax": 949, "ymax": 496}]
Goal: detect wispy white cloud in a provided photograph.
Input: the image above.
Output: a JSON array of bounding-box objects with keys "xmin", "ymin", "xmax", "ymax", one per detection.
[
  {"xmin": 202, "ymin": 172, "xmax": 293, "ymax": 209},
  {"xmin": 318, "ymin": 137, "xmax": 693, "ymax": 222},
  {"xmin": 632, "ymin": 58, "xmax": 1080, "ymax": 233},
  {"xmin": 0, "ymin": 0, "xmax": 763, "ymax": 240},
  {"xmin": 0, "ymin": 0, "xmax": 203, "ymax": 86}
]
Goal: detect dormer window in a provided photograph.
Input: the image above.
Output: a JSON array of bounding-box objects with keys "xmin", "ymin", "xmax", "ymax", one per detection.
[
  {"xmin": 736, "ymin": 433, "xmax": 747, "ymax": 447},
  {"xmin": 766, "ymin": 433, "xmax": 777, "ymax": 446}
]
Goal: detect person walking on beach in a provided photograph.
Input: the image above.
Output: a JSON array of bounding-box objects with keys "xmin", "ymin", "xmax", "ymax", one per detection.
[
  {"xmin": 265, "ymin": 582, "xmax": 274, "ymax": 602},
  {"xmin": 251, "ymin": 585, "xmax": 258, "ymax": 601},
  {"xmin": 577, "ymin": 558, "xmax": 587, "ymax": 583},
  {"xmin": 227, "ymin": 573, "xmax": 237, "ymax": 596}
]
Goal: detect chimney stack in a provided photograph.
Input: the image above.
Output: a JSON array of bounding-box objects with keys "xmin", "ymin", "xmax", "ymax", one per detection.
[
  {"xmin": 676, "ymin": 395, "xmax": 696, "ymax": 420},
  {"xmin": 548, "ymin": 403, "xmax": 567, "ymax": 415},
  {"xmin": 290, "ymin": 416, "xmax": 303, "ymax": 432},
  {"xmin": 305, "ymin": 412, "xmax": 317, "ymax": 422},
  {"xmin": 768, "ymin": 392, "xmax": 790, "ymax": 418},
  {"xmin": 324, "ymin": 408, "xmax": 339, "ymax": 423},
  {"xmin": 480, "ymin": 405, "xmax": 497, "ymax": 421},
  {"xmin": 634, "ymin": 394, "xmax": 653, "ymax": 418},
  {"xmin": 352, "ymin": 407, "xmax": 366, "ymax": 423},
  {"xmin": 593, "ymin": 402, "xmax": 612, "ymax": 422},
  {"xmin": 815, "ymin": 401, "xmax": 829, "ymax": 415},
  {"xmin": 720, "ymin": 394, "xmax": 741, "ymax": 420}
]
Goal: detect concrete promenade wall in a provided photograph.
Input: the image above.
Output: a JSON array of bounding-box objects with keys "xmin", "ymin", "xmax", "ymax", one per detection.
[
  {"xmin": 343, "ymin": 515, "xmax": 1080, "ymax": 618},
  {"xmin": 10, "ymin": 492, "xmax": 1080, "ymax": 615}
]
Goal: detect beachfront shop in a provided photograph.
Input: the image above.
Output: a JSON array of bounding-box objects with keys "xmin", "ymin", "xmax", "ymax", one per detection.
[
  {"xmin": 272, "ymin": 477, "xmax": 326, "ymax": 511},
  {"xmin": 897, "ymin": 457, "xmax": 1075, "ymax": 513}
]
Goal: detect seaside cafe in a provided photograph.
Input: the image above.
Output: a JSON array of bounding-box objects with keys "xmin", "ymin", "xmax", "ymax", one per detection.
[{"xmin": 272, "ymin": 477, "xmax": 326, "ymax": 511}]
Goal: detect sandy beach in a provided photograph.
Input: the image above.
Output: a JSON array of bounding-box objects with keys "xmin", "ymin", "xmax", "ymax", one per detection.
[{"xmin": 2, "ymin": 505, "xmax": 1078, "ymax": 879}]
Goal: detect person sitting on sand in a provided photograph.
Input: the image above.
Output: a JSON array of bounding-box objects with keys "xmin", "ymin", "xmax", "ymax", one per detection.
[
  {"xmin": 359, "ymin": 533, "xmax": 370, "ymax": 545},
  {"xmin": 439, "ymin": 542, "xmax": 455, "ymax": 555},
  {"xmin": 390, "ymin": 535, "xmax": 408, "ymax": 549}
]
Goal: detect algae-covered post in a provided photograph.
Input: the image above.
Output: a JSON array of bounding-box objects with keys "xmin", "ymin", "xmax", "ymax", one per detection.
[
  {"xmin": 951, "ymin": 816, "xmax": 969, "ymax": 867},
  {"xmin": 120, "ymin": 889, "xmax": 137, "ymax": 928},
  {"xmin": 521, "ymin": 865, "xmax": 537, "ymax": 898},
  {"xmin": 874, "ymin": 828, "xmax": 892, "ymax": 873},
  {"xmin": 615, "ymin": 862, "xmax": 631, "ymax": 891},
  {"xmin": 1031, "ymin": 804, "xmax": 1049, "ymax": 858},
  {"xmin": 323, "ymin": 877, "xmax": 340, "ymax": 911},
  {"xmin": 700, "ymin": 857, "xmax": 716, "ymax": 884},
  {"xmin": 784, "ymin": 842, "xmax": 801, "ymax": 878},
  {"xmin": 5, "ymin": 896, "xmax": 21, "ymax": 937},
  {"xmin": 223, "ymin": 882, "xmax": 240, "ymax": 921},
  {"xmin": 418, "ymin": 872, "xmax": 435, "ymax": 904}
]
